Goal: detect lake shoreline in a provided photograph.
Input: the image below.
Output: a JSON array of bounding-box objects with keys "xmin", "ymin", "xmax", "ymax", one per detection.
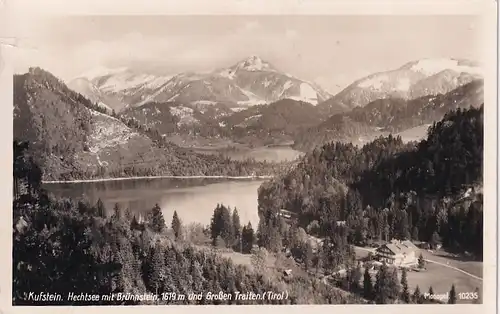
[{"xmin": 42, "ymin": 175, "xmax": 274, "ymax": 184}]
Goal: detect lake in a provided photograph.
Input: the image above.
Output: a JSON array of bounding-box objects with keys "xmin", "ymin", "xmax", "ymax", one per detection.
[{"xmin": 43, "ymin": 178, "xmax": 267, "ymax": 228}]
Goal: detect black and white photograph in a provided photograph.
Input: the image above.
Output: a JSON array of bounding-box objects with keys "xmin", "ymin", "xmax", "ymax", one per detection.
[{"xmin": 6, "ymin": 2, "xmax": 497, "ymax": 309}]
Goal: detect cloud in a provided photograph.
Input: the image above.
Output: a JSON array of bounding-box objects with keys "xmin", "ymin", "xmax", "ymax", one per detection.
[
  {"xmin": 15, "ymin": 15, "xmax": 480, "ymax": 89},
  {"xmin": 15, "ymin": 17, "xmax": 304, "ymax": 80}
]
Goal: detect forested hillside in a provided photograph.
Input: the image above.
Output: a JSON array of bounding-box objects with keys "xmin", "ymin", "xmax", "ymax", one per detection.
[
  {"xmin": 258, "ymin": 106, "xmax": 483, "ymax": 258},
  {"xmin": 13, "ymin": 68, "xmax": 94, "ymax": 178},
  {"xmin": 121, "ymin": 101, "xmax": 233, "ymax": 139},
  {"xmin": 13, "ymin": 141, "xmax": 362, "ymax": 305},
  {"xmin": 221, "ymin": 99, "xmax": 325, "ymax": 145}
]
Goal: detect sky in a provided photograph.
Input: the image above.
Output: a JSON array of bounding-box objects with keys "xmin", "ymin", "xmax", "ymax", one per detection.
[{"xmin": 14, "ymin": 15, "xmax": 482, "ymax": 93}]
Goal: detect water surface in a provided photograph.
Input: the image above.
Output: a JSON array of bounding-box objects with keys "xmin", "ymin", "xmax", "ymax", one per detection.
[{"xmin": 44, "ymin": 178, "xmax": 266, "ymax": 227}]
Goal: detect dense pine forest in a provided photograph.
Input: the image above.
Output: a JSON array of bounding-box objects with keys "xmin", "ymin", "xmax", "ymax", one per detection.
[
  {"xmin": 257, "ymin": 106, "xmax": 484, "ymax": 259},
  {"xmin": 13, "ymin": 140, "xmax": 364, "ymax": 305}
]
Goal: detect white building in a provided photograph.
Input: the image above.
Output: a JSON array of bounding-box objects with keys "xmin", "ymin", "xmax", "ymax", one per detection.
[{"xmin": 375, "ymin": 239, "xmax": 419, "ymax": 267}]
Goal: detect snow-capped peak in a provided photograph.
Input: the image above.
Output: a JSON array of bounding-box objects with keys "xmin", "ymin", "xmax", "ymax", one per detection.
[
  {"xmin": 233, "ymin": 55, "xmax": 275, "ymax": 72},
  {"xmin": 407, "ymin": 58, "xmax": 482, "ymax": 77}
]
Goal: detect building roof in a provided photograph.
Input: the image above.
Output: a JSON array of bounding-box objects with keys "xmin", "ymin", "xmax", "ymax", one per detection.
[{"xmin": 377, "ymin": 239, "xmax": 419, "ymax": 255}]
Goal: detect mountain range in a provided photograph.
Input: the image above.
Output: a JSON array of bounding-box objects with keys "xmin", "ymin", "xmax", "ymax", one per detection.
[
  {"xmin": 318, "ymin": 58, "xmax": 482, "ymax": 114},
  {"xmin": 67, "ymin": 57, "xmax": 482, "ymax": 147},
  {"xmin": 70, "ymin": 56, "xmax": 332, "ymax": 112},
  {"xmin": 17, "ymin": 56, "xmax": 484, "ymax": 174},
  {"xmin": 293, "ymin": 78, "xmax": 484, "ymax": 151}
]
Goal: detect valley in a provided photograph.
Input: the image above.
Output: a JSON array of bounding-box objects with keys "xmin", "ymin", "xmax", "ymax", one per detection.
[{"xmin": 13, "ymin": 55, "xmax": 485, "ymax": 306}]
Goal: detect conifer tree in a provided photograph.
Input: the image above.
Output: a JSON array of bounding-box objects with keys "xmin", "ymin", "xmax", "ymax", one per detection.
[
  {"xmin": 241, "ymin": 222, "xmax": 255, "ymax": 253},
  {"xmin": 221, "ymin": 205, "xmax": 233, "ymax": 246},
  {"xmin": 401, "ymin": 268, "xmax": 410, "ymax": 303},
  {"xmin": 146, "ymin": 243, "xmax": 166, "ymax": 294},
  {"xmin": 232, "ymin": 208, "xmax": 242, "ymax": 251},
  {"xmin": 413, "ymin": 285, "xmax": 423, "ymax": 304},
  {"xmin": 96, "ymin": 198, "xmax": 106, "ymax": 218},
  {"xmin": 363, "ymin": 266, "xmax": 374, "ymax": 300},
  {"xmin": 112, "ymin": 203, "xmax": 122, "ymax": 221},
  {"xmin": 418, "ymin": 252, "xmax": 425, "ymax": 269},
  {"xmin": 210, "ymin": 204, "xmax": 222, "ymax": 246},
  {"xmin": 390, "ymin": 268, "xmax": 401, "ymax": 300},
  {"xmin": 171, "ymin": 210, "xmax": 182, "ymax": 240},
  {"xmin": 428, "ymin": 286, "xmax": 435, "ymax": 302},
  {"xmin": 448, "ymin": 284, "xmax": 457, "ymax": 304},
  {"xmin": 374, "ymin": 262, "xmax": 400, "ymax": 304},
  {"xmin": 149, "ymin": 204, "xmax": 166, "ymax": 233}
]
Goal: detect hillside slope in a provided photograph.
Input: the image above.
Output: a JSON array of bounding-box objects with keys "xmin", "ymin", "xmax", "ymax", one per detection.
[{"xmin": 293, "ymin": 79, "xmax": 483, "ymax": 151}]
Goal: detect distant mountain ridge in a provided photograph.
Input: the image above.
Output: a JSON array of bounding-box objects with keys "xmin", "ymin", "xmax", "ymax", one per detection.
[
  {"xmin": 294, "ymin": 79, "xmax": 484, "ymax": 151},
  {"xmin": 319, "ymin": 58, "xmax": 482, "ymax": 114},
  {"xmin": 70, "ymin": 56, "xmax": 332, "ymax": 112}
]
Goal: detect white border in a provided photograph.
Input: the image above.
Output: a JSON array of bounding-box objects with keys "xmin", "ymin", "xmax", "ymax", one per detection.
[{"xmin": 0, "ymin": 1, "xmax": 497, "ymax": 314}]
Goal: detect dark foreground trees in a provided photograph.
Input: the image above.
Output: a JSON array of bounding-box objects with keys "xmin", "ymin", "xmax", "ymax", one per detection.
[
  {"xmin": 373, "ymin": 263, "xmax": 400, "ymax": 304},
  {"xmin": 13, "ymin": 141, "xmax": 363, "ymax": 305}
]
